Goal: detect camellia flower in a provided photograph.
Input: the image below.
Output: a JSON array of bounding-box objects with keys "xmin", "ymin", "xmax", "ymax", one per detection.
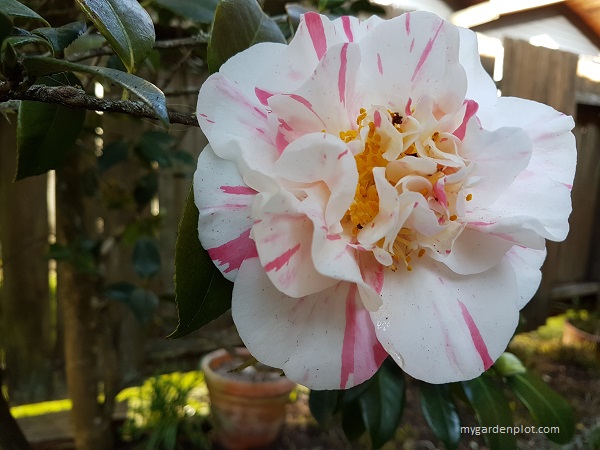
[{"xmin": 194, "ymin": 11, "xmax": 575, "ymax": 389}]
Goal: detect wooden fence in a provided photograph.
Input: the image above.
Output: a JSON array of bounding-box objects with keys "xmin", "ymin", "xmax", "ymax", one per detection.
[{"xmin": 1, "ymin": 39, "xmax": 600, "ymax": 402}]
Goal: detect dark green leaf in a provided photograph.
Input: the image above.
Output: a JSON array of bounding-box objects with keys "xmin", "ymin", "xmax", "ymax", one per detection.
[
  {"xmin": 207, "ymin": 0, "xmax": 286, "ymax": 73},
  {"xmin": 309, "ymin": 390, "xmax": 340, "ymax": 428},
  {"xmin": 420, "ymin": 383, "xmax": 461, "ymax": 450},
  {"xmin": 74, "ymin": 0, "xmax": 155, "ymax": 72},
  {"xmin": 0, "ymin": 0, "xmax": 49, "ymax": 25},
  {"xmin": 47, "ymin": 243, "xmax": 71, "ymax": 260},
  {"xmin": 152, "ymin": 0, "xmax": 218, "ymax": 24},
  {"xmin": 0, "ymin": 12, "xmax": 13, "ymax": 45},
  {"xmin": 462, "ymin": 375, "xmax": 515, "ymax": 450},
  {"xmin": 98, "ymin": 140, "xmax": 129, "ymax": 172},
  {"xmin": 494, "ymin": 352, "xmax": 526, "ymax": 377},
  {"xmin": 358, "ymin": 360, "xmax": 405, "ymax": 449},
  {"xmin": 23, "ymin": 56, "xmax": 169, "ymax": 127},
  {"xmin": 105, "ymin": 281, "xmax": 137, "ymax": 302},
  {"xmin": 32, "ymin": 22, "xmax": 88, "ymax": 54},
  {"xmin": 123, "ymin": 287, "xmax": 159, "ymax": 324},
  {"xmin": 133, "ymin": 172, "xmax": 158, "ymax": 206},
  {"xmin": 172, "ymin": 149, "xmax": 196, "ymax": 166},
  {"xmin": 285, "ymin": 4, "xmax": 309, "ymax": 32},
  {"xmin": 318, "ymin": 0, "xmax": 346, "ymax": 12},
  {"xmin": 132, "ymin": 237, "xmax": 161, "ymax": 279},
  {"xmin": 1, "ymin": 40, "xmax": 18, "ymax": 76},
  {"xmin": 340, "ymin": 400, "xmax": 366, "ymax": 441},
  {"xmin": 507, "ymin": 372, "xmax": 575, "ymax": 444},
  {"xmin": 16, "ymin": 73, "xmax": 85, "ymax": 180},
  {"xmin": 168, "ymin": 187, "xmax": 233, "ymax": 338},
  {"xmin": 2, "ymin": 34, "xmax": 49, "ymax": 49},
  {"xmin": 349, "ymin": 0, "xmax": 385, "ymax": 15},
  {"xmin": 136, "ymin": 130, "xmax": 175, "ymax": 167}
]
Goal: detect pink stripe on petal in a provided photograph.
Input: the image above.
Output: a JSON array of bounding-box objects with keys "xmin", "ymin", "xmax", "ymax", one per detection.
[
  {"xmin": 338, "ymin": 149, "xmax": 349, "ymax": 159},
  {"xmin": 254, "ymin": 107, "xmax": 267, "ymax": 119},
  {"xmin": 374, "ymin": 110, "xmax": 382, "ymax": 128},
  {"xmin": 219, "ymin": 185, "xmax": 257, "ymax": 195},
  {"xmin": 377, "ymin": 53, "xmax": 383, "ymax": 75},
  {"xmin": 264, "ymin": 244, "xmax": 301, "ymax": 272},
  {"xmin": 338, "ymin": 43, "xmax": 349, "ymax": 105},
  {"xmin": 255, "ymin": 87, "xmax": 274, "ymax": 106},
  {"xmin": 305, "ymin": 12, "xmax": 327, "ymax": 60},
  {"xmin": 410, "ymin": 38, "xmax": 415, "ymax": 53},
  {"xmin": 433, "ymin": 179, "xmax": 447, "ymax": 206},
  {"xmin": 458, "ymin": 300, "xmax": 494, "ymax": 370},
  {"xmin": 405, "ymin": 97, "xmax": 413, "ymax": 116},
  {"xmin": 208, "ymin": 229, "xmax": 258, "ymax": 273},
  {"xmin": 275, "ymin": 130, "xmax": 289, "ymax": 154},
  {"xmin": 453, "ymin": 100, "xmax": 479, "ymax": 140},
  {"xmin": 279, "ymin": 118, "xmax": 293, "ymax": 131},
  {"xmin": 340, "ymin": 285, "xmax": 357, "ymax": 389},
  {"xmin": 342, "ymin": 16, "xmax": 354, "ymax": 42},
  {"xmin": 411, "ymin": 20, "xmax": 444, "ymax": 82},
  {"xmin": 405, "ymin": 12, "xmax": 411, "ymax": 35},
  {"xmin": 432, "ymin": 302, "xmax": 459, "ymax": 368}
]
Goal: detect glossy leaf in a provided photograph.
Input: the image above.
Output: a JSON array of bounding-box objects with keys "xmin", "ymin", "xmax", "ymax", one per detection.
[
  {"xmin": 126, "ymin": 288, "xmax": 159, "ymax": 324},
  {"xmin": 135, "ymin": 130, "xmax": 175, "ymax": 168},
  {"xmin": 507, "ymin": 372, "xmax": 575, "ymax": 444},
  {"xmin": 494, "ymin": 352, "xmax": 526, "ymax": 377},
  {"xmin": 207, "ymin": 0, "xmax": 286, "ymax": 73},
  {"xmin": 152, "ymin": 0, "xmax": 218, "ymax": 24},
  {"xmin": 16, "ymin": 74, "xmax": 85, "ymax": 180},
  {"xmin": 462, "ymin": 376, "xmax": 516, "ymax": 450},
  {"xmin": 420, "ymin": 383, "xmax": 461, "ymax": 450},
  {"xmin": 32, "ymin": 22, "xmax": 88, "ymax": 54},
  {"xmin": 132, "ymin": 237, "xmax": 161, "ymax": 279},
  {"xmin": 22, "ymin": 56, "xmax": 169, "ymax": 127},
  {"xmin": 105, "ymin": 281, "xmax": 137, "ymax": 302},
  {"xmin": 98, "ymin": 140, "xmax": 129, "ymax": 173},
  {"xmin": 74, "ymin": 0, "xmax": 155, "ymax": 72},
  {"xmin": 169, "ymin": 187, "xmax": 233, "ymax": 338},
  {"xmin": 0, "ymin": 12, "xmax": 13, "ymax": 45},
  {"xmin": 358, "ymin": 360, "xmax": 405, "ymax": 449},
  {"xmin": 309, "ymin": 390, "xmax": 340, "ymax": 428},
  {"xmin": 341, "ymin": 401, "xmax": 366, "ymax": 442},
  {"xmin": 0, "ymin": 0, "xmax": 48, "ymax": 25}
]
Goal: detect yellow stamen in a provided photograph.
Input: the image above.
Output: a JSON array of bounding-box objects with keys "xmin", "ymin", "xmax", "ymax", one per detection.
[
  {"xmin": 449, "ymin": 214, "xmax": 457, "ymax": 221},
  {"xmin": 466, "ymin": 193, "xmax": 473, "ymax": 201}
]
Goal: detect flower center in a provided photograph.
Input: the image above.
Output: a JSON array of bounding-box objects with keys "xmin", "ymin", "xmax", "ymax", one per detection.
[{"xmin": 340, "ymin": 106, "xmax": 473, "ymax": 271}]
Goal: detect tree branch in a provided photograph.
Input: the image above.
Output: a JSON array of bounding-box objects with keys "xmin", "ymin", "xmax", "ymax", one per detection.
[{"xmin": 0, "ymin": 84, "xmax": 199, "ymax": 127}]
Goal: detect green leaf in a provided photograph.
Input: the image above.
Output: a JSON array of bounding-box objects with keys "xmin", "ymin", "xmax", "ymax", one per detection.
[
  {"xmin": 207, "ymin": 0, "xmax": 286, "ymax": 74},
  {"xmin": 125, "ymin": 287, "xmax": 159, "ymax": 324},
  {"xmin": 105, "ymin": 281, "xmax": 137, "ymax": 302},
  {"xmin": 358, "ymin": 360, "xmax": 405, "ymax": 449},
  {"xmin": 22, "ymin": 56, "xmax": 169, "ymax": 127},
  {"xmin": 172, "ymin": 149, "xmax": 196, "ymax": 166},
  {"xmin": 318, "ymin": 0, "xmax": 346, "ymax": 12},
  {"xmin": 349, "ymin": 0, "xmax": 385, "ymax": 15},
  {"xmin": 341, "ymin": 401, "xmax": 366, "ymax": 442},
  {"xmin": 16, "ymin": 73, "xmax": 85, "ymax": 180},
  {"xmin": 74, "ymin": 0, "xmax": 155, "ymax": 72},
  {"xmin": 135, "ymin": 130, "xmax": 175, "ymax": 167},
  {"xmin": 507, "ymin": 372, "xmax": 575, "ymax": 444},
  {"xmin": 32, "ymin": 22, "xmax": 88, "ymax": 54},
  {"xmin": 0, "ymin": 12, "xmax": 13, "ymax": 46},
  {"xmin": 462, "ymin": 375, "xmax": 516, "ymax": 450},
  {"xmin": 98, "ymin": 140, "xmax": 129, "ymax": 172},
  {"xmin": 309, "ymin": 390, "xmax": 340, "ymax": 428},
  {"xmin": 152, "ymin": 0, "xmax": 218, "ymax": 24},
  {"xmin": 133, "ymin": 172, "xmax": 158, "ymax": 206},
  {"xmin": 168, "ymin": 187, "xmax": 233, "ymax": 338},
  {"xmin": 494, "ymin": 352, "xmax": 526, "ymax": 377},
  {"xmin": 132, "ymin": 237, "xmax": 161, "ymax": 279},
  {"xmin": 0, "ymin": 0, "xmax": 49, "ymax": 25},
  {"xmin": 2, "ymin": 33, "xmax": 49, "ymax": 49},
  {"xmin": 420, "ymin": 383, "xmax": 461, "ymax": 450}
]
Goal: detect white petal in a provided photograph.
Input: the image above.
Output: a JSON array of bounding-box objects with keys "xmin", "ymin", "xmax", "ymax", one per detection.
[
  {"xmin": 505, "ymin": 246, "xmax": 547, "ymax": 309},
  {"xmin": 372, "ymin": 257, "xmax": 519, "ymax": 383},
  {"xmin": 332, "ymin": 15, "xmax": 384, "ymax": 43},
  {"xmin": 194, "ymin": 146, "xmax": 257, "ymax": 280},
  {"xmin": 458, "ymin": 27, "xmax": 498, "ymax": 125},
  {"xmin": 490, "ymin": 97, "xmax": 576, "ymax": 189},
  {"xmin": 233, "ymin": 258, "xmax": 387, "ymax": 389},
  {"xmin": 251, "ymin": 189, "xmax": 337, "ymax": 297},
  {"xmin": 359, "ymin": 11, "xmax": 466, "ymax": 115}
]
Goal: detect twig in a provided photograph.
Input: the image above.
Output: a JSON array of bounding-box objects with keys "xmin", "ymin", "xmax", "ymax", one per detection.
[
  {"xmin": 67, "ymin": 33, "xmax": 210, "ymax": 63},
  {"xmin": 0, "ymin": 84, "xmax": 199, "ymax": 127}
]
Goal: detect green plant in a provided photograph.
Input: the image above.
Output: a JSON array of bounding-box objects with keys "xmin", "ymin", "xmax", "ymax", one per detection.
[{"xmin": 121, "ymin": 371, "xmax": 210, "ymax": 450}]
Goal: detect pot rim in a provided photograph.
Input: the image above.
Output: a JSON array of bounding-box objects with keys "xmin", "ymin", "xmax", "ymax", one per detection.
[{"xmin": 564, "ymin": 319, "xmax": 600, "ymax": 343}]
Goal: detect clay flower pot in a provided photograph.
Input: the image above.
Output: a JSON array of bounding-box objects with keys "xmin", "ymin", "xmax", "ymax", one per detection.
[
  {"xmin": 201, "ymin": 348, "xmax": 296, "ymax": 449},
  {"xmin": 563, "ymin": 319, "xmax": 600, "ymax": 353}
]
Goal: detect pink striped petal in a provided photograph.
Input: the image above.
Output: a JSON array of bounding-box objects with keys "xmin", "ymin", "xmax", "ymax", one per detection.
[
  {"xmin": 194, "ymin": 146, "xmax": 257, "ymax": 280},
  {"xmin": 232, "ymin": 258, "xmax": 386, "ymax": 389},
  {"xmin": 372, "ymin": 256, "xmax": 519, "ymax": 383}
]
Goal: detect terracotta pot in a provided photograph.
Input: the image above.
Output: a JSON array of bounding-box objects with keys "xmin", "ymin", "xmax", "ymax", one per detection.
[
  {"xmin": 562, "ymin": 319, "xmax": 600, "ymax": 352},
  {"xmin": 201, "ymin": 348, "xmax": 296, "ymax": 450}
]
